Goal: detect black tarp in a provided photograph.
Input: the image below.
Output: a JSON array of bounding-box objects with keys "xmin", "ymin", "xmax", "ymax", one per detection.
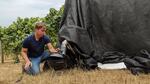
[
  {"xmin": 124, "ymin": 49, "xmax": 150, "ymax": 75},
  {"xmin": 59, "ymin": 0, "xmax": 150, "ymax": 64}
]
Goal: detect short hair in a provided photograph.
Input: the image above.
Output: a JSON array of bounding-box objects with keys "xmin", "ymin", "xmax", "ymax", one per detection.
[{"xmin": 35, "ymin": 22, "xmax": 46, "ymax": 29}]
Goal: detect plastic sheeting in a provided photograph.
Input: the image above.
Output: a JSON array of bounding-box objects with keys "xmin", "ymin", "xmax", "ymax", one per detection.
[
  {"xmin": 98, "ymin": 62, "xmax": 126, "ymax": 69},
  {"xmin": 59, "ymin": 0, "xmax": 150, "ymax": 62}
]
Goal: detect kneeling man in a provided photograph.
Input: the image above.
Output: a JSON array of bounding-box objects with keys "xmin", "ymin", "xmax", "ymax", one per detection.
[{"xmin": 21, "ymin": 22, "xmax": 58, "ymax": 75}]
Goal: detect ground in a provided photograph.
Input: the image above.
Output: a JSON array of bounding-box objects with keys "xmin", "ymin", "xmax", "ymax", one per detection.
[{"xmin": 0, "ymin": 60, "xmax": 150, "ymax": 84}]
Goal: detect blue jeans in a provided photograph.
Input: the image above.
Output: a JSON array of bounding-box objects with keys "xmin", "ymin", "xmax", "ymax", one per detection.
[{"xmin": 25, "ymin": 51, "xmax": 50, "ymax": 75}]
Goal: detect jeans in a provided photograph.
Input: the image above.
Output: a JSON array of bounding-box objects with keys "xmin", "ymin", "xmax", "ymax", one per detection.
[{"xmin": 25, "ymin": 51, "xmax": 50, "ymax": 75}]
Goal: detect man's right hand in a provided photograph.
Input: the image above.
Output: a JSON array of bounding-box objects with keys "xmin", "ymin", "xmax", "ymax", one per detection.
[{"xmin": 24, "ymin": 61, "xmax": 32, "ymax": 70}]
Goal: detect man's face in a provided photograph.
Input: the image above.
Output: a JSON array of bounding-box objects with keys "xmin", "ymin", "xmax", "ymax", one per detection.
[{"xmin": 36, "ymin": 27, "xmax": 46, "ymax": 38}]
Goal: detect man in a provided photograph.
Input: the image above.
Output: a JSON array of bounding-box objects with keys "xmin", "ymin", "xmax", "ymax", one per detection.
[{"xmin": 21, "ymin": 22, "xmax": 58, "ymax": 75}]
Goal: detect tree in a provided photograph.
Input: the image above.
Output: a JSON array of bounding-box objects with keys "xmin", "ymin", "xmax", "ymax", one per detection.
[{"xmin": 44, "ymin": 6, "xmax": 64, "ymax": 46}]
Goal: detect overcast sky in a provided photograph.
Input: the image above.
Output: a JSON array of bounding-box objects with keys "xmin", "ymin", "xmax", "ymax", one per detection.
[{"xmin": 0, "ymin": 0, "xmax": 65, "ymax": 27}]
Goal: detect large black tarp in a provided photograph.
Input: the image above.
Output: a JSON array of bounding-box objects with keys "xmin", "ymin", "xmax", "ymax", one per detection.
[{"xmin": 59, "ymin": 0, "xmax": 150, "ymax": 63}]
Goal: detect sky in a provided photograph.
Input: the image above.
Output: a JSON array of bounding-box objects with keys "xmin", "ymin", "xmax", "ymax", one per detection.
[{"xmin": 0, "ymin": 0, "xmax": 65, "ymax": 27}]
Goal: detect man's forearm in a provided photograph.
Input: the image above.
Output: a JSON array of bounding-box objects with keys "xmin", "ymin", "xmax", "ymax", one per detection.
[
  {"xmin": 21, "ymin": 52, "xmax": 30, "ymax": 63},
  {"xmin": 47, "ymin": 43, "xmax": 58, "ymax": 53},
  {"xmin": 49, "ymin": 48, "xmax": 57, "ymax": 53}
]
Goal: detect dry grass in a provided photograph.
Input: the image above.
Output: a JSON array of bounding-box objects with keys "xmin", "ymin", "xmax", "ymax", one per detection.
[{"xmin": 0, "ymin": 61, "xmax": 150, "ymax": 84}]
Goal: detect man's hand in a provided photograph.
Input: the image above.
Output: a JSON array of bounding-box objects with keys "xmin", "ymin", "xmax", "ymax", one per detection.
[
  {"xmin": 47, "ymin": 43, "xmax": 59, "ymax": 53},
  {"xmin": 56, "ymin": 48, "xmax": 60, "ymax": 51},
  {"xmin": 51, "ymin": 50, "xmax": 58, "ymax": 53},
  {"xmin": 24, "ymin": 61, "xmax": 32, "ymax": 70}
]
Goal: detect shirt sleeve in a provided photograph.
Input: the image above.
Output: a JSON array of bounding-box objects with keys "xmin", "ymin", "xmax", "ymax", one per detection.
[
  {"xmin": 22, "ymin": 38, "xmax": 29, "ymax": 48},
  {"xmin": 44, "ymin": 35, "xmax": 51, "ymax": 44}
]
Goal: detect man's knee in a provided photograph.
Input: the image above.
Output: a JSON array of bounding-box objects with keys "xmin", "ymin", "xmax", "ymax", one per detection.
[
  {"xmin": 32, "ymin": 69, "xmax": 40, "ymax": 75},
  {"xmin": 43, "ymin": 51, "xmax": 50, "ymax": 56},
  {"xmin": 31, "ymin": 65, "xmax": 40, "ymax": 75}
]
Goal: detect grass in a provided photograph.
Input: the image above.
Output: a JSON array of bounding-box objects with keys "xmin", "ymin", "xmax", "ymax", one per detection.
[{"xmin": 0, "ymin": 60, "xmax": 150, "ymax": 84}]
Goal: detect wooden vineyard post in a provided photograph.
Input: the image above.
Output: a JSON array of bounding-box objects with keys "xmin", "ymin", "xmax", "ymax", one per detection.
[{"xmin": 0, "ymin": 40, "xmax": 4, "ymax": 63}]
